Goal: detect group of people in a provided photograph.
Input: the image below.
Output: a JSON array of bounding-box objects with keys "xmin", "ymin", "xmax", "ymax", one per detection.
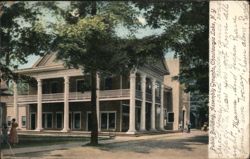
[{"xmin": 2, "ymin": 118, "xmax": 19, "ymax": 145}]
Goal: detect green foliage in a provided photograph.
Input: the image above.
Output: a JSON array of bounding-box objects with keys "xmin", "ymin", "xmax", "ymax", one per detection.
[
  {"xmin": 53, "ymin": 1, "xmax": 163, "ymax": 75},
  {"xmin": 136, "ymin": 1, "xmax": 209, "ymax": 94},
  {"xmin": 0, "ymin": 2, "xmax": 52, "ymax": 82}
]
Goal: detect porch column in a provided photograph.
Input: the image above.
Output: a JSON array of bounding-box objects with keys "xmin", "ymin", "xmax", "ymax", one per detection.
[
  {"xmin": 96, "ymin": 73, "xmax": 101, "ymax": 132},
  {"xmin": 160, "ymin": 83, "xmax": 165, "ymax": 130},
  {"xmin": 140, "ymin": 74, "xmax": 146, "ymax": 131},
  {"xmin": 13, "ymin": 81, "xmax": 18, "ymax": 124},
  {"xmin": 127, "ymin": 72, "xmax": 136, "ymax": 134},
  {"xmin": 62, "ymin": 76, "xmax": 70, "ymax": 132},
  {"xmin": 150, "ymin": 78, "xmax": 156, "ymax": 131},
  {"xmin": 36, "ymin": 78, "xmax": 43, "ymax": 131}
]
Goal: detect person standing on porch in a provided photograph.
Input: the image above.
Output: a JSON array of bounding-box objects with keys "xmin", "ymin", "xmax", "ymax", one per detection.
[{"xmin": 9, "ymin": 118, "xmax": 18, "ymax": 145}]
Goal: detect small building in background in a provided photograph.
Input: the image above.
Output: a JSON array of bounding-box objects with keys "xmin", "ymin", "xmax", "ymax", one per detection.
[{"xmin": 164, "ymin": 59, "xmax": 190, "ymax": 131}]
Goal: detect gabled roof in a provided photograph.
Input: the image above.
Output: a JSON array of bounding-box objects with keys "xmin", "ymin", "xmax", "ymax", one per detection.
[
  {"xmin": 32, "ymin": 53, "xmax": 63, "ymax": 68},
  {"xmin": 19, "ymin": 53, "xmax": 169, "ymax": 76},
  {"xmin": 143, "ymin": 58, "xmax": 170, "ymax": 76}
]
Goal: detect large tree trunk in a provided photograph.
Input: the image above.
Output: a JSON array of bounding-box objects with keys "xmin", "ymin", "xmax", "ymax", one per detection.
[
  {"xmin": 89, "ymin": 1, "xmax": 98, "ymax": 146},
  {"xmin": 90, "ymin": 70, "xmax": 98, "ymax": 145}
]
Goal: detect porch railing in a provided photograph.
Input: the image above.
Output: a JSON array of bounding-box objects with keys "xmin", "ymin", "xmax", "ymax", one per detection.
[
  {"xmin": 18, "ymin": 89, "xmax": 130, "ymax": 104},
  {"xmin": 100, "ymin": 89, "xmax": 130, "ymax": 99}
]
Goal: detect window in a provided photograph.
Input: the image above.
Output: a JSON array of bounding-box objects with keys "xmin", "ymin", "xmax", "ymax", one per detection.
[
  {"xmin": 7, "ymin": 116, "xmax": 12, "ymax": 127},
  {"xmin": 42, "ymin": 113, "xmax": 53, "ymax": 128},
  {"xmin": 76, "ymin": 76, "xmax": 91, "ymax": 92},
  {"xmin": 104, "ymin": 77, "xmax": 112, "ymax": 90},
  {"xmin": 136, "ymin": 75, "xmax": 141, "ymax": 91},
  {"xmin": 108, "ymin": 113, "xmax": 115, "ymax": 129},
  {"xmin": 167, "ymin": 112, "xmax": 174, "ymax": 123},
  {"xmin": 122, "ymin": 105, "xmax": 129, "ymax": 114},
  {"xmin": 155, "ymin": 82, "xmax": 160, "ymax": 97},
  {"xmin": 56, "ymin": 112, "xmax": 63, "ymax": 129},
  {"xmin": 166, "ymin": 92, "xmax": 173, "ymax": 110},
  {"xmin": 101, "ymin": 113, "xmax": 108, "ymax": 129},
  {"xmin": 21, "ymin": 116, "xmax": 26, "ymax": 127},
  {"xmin": 101, "ymin": 112, "xmax": 116, "ymax": 130},
  {"xmin": 76, "ymin": 79, "xmax": 84, "ymax": 92},
  {"xmin": 42, "ymin": 81, "xmax": 49, "ymax": 94},
  {"xmin": 146, "ymin": 78, "xmax": 152, "ymax": 93},
  {"xmin": 51, "ymin": 81, "xmax": 59, "ymax": 93}
]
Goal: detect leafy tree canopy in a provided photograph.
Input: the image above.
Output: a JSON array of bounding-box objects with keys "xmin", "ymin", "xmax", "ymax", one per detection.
[
  {"xmin": 0, "ymin": 1, "xmax": 52, "ymax": 82},
  {"xmin": 136, "ymin": 1, "xmax": 209, "ymax": 94},
  {"xmin": 45, "ymin": 1, "xmax": 165, "ymax": 76}
]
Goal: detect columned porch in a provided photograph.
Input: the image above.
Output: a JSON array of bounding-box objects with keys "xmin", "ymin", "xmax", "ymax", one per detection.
[
  {"xmin": 13, "ymin": 71, "xmax": 167, "ymax": 133},
  {"xmin": 126, "ymin": 70, "xmax": 166, "ymax": 134}
]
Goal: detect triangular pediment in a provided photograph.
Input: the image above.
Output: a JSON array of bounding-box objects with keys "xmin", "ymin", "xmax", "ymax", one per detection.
[{"xmin": 32, "ymin": 53, "xmax": 63, "ymax": 68}]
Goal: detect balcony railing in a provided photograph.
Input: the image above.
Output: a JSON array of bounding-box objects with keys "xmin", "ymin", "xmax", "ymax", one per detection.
[
  {"xmin": 100, "ymin": 89, "xmax": 129, "ymax": 99},
  {"xmin": 17, "ymin": 89, "xmax": 161, "ymax": 104},
  {"xmin": 18, "ymin": 89, "xmax": 130, "ymax": 104}
]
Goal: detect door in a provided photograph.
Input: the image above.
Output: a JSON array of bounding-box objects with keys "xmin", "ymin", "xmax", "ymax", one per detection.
[
  {"xmin": 42, "ymin": 113, "xmax": 53, "ymax": 128},
  {"xmin": 136, "ymin": 108, "xmax": 141, "ymax": 130},
  {"xmin": 146, "ymin": 104, "xmax": 151, "ymax": 130},
  {"xmin": 101, "ymin": 112, "xmax": 116, "ymax": 131},
  {"xmin": 56, "ymin": 113, "xmax": 63, "ymax": 129},
  {"xmin": 30, "ymin": 113, "xmax": 36, "ymax": 130},
  {"xmin": 73, "ymin": 112, "xmax": 81, "ymax": 129},
  {"xmin": 69, "ymin": 112, "xmax": 72, "ymax": 129},
  {"xmin": 122, "ymin": 115, "xmax": 129, "ymax": 132},
  {"xmin": 182, "ymin": 110, "xmax": 185, "ymax": 130},
  {"xmin": 122, "ymin": 105, "xmax": 129, "ymax": 132}
]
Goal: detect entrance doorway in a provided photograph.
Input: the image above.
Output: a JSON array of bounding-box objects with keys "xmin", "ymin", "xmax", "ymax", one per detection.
[
  {"xmin": 101, "ymin": 112, "xmax": 116, "ymax": 131},
  {"xmin": 73, "ymin": 112, "xmax": 81, "ymax": 129},
  {"xmin": 146, "ymin": 103, "xmax": 151, "ymax": 130},
  {"xmin": 182, "ymin": 110, "xmax": 185, "ymax": 130},
  {"xmin": 69, "ymin": 112, "xmax": 72, "ymax": 129},
  {"xmin": 30, "ymin": 113, "xmax": 36, "ymax": 130}
]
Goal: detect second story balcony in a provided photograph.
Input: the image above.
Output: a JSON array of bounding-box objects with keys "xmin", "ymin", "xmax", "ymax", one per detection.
[
  {"xmin": 15, "ymin": 72, "xmax": 163, "ymax": 105},
  {"xmin": 17, "ymin": 89, "xmax": 130, "ymax": 104}
]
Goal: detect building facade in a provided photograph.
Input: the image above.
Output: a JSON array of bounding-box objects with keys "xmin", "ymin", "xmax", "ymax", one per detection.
[
  {"xmin": 5, "ymin": 55, "xmax": 190, "ymax": 133},
  {"xmin": 164, "ymin": 59, "xmax": 190, "ymax": 131}
]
